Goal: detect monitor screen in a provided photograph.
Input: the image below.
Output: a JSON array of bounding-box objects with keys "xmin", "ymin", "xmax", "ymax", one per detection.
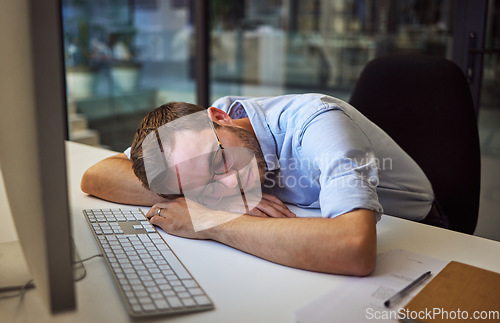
[{"xmin": 0, "ymin": 0, "xmax": 76, "ymax": 314}]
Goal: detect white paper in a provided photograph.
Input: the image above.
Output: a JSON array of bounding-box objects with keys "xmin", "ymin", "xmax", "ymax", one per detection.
[{"xmin": 294, "ymin": 249, "xmax": 448, "ymax": 323}]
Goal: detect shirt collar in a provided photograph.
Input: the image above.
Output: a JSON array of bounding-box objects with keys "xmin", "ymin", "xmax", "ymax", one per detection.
[{"xmin": 229, "ymin": 101, "xmax": 280, "ymax": 171}]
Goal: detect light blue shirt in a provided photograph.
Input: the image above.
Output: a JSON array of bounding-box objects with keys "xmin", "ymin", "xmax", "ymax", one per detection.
[{"xmin": 212, "ymin": 94, "xmax": 434, "ymax": 221}]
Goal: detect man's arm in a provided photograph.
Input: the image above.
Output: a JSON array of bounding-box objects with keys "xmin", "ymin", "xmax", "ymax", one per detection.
[
  {"xmin": 210, "ymin": 210, "xmax": 377, "ymax": 276},
  {"xmin": 81, "ymin": 154, "xmax": 296, "ymax": 216},
  {"xmin": 81, "ymin": 153, "xmax": 165, "ymax": 206},
  {"xmin": 147, "ymin": 200, "xmax": 377, "ymax": 276}
]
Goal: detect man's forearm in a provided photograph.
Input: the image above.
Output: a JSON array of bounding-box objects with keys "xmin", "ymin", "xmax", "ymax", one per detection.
[
  {"xmin": 204, "ymin": 209, "xmax": 377, "ymax": 276},
  {"xmin": 147, "ymin": 199, "xmax": 377, "ymax": 275},
  {"xmin": 81, "ymin": 153, "xmax": 164, "ymax": 206}
]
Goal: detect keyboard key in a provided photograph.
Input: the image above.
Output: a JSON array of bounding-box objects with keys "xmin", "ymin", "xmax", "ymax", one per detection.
[
  {"xmin": 154, "ymin": 299, "xmax": 170, "ymax": 310},
  {"xmin": 150, "ymin": 292, "xmax": 163, "ymax": 299},
  {"xmin": 182, "ymin": 298, "xmax": 197, "ymax": 307},
  {"xmin": 182, "ymin": 279, "xmax": 198, "ymax": 288},
  {"xmin": 178, "ymin": 292, "xmax": 190, "ymax": 298},
  {"xmin": 189, "ymin": 288, "xmax": 203, "ymax": 296},
  {"xmin": 167, "ymin": 296, "xmax": 182, "ymax": 308},
  {"xmin": 159, "ymin": 250, "xmax": 191, "ymax": 279},
  {"xmin": 174, "ymin": 286, "xmax": 187, "ymax": 293},
  {"xmin": 132, "ymin": 285, "xmax": 145, "ymax": 292},
  {"xmin": 194, "ymin": 295, "xmax": 212, "ymax": 306},
  {"xmin": 162, "ymin": 290, "xmax": 176, "ymax": 297},
  {"xmin": 170, "ymin": 280, "xmax": 182, "ymax": 287}
]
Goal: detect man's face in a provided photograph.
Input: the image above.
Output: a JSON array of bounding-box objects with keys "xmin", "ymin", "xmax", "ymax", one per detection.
[{"xmin": 163, "ymin": 123, "xmax": 267, "ymax": 207}]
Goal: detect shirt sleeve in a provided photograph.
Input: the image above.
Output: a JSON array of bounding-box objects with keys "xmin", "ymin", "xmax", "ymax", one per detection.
[{"xmin": 298, "ymin": 109, "xmax": 383, "ymax": 221}]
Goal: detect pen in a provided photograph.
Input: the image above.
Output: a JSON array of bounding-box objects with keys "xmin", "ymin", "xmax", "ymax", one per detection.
[{"xmin": 384, "ymin": 271, "xmax": 432, "ymax": 308}]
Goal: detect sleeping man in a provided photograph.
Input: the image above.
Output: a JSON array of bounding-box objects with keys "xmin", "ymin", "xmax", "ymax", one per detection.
[{"xmin": 81, "ymin": 94, "xmax": 448, "ymax": 276}]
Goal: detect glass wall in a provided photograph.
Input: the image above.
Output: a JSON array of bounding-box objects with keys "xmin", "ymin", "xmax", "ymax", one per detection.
[
  {"xmin": 209, "ymin": 0, "xmax": 453, "ymax": 102},
  {"xmin": 473, "ymin": 0, "xmax": 500, "ymax": 241},
  {"xmin": 62, "ymin": 0, "xmax": 454, "ymax": 151},
  {"xmin": 479, "ymin": 0, "xmax": 500, "ymax": 158},
  {"xmin": 62, "ymin": 0, "xmax": 196, "ymax": 151}
]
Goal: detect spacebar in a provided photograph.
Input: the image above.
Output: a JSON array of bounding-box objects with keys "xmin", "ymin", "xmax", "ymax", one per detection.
[{"xmin": 160, "ymin": 249, "xmax": 191, "ymax": 279}]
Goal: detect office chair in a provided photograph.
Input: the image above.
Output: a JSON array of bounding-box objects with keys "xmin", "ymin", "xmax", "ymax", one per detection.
[{"xmin": 349, "ymin": 54, "xmax": 481, "ymax": 234}]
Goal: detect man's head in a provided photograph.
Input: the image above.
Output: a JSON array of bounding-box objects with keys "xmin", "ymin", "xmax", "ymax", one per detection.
[
  {"xmin": 130, "ymin": 101, "xmax": 204, "ymax": 196},
  {"xmin": 130, "ymin": 102, "xmax": 267, "ymax": 205}
]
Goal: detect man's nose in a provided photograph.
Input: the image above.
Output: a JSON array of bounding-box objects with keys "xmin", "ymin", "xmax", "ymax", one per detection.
[{"xmin": 214, "ymin": 169, "xmax": 240, "ymax": 188}]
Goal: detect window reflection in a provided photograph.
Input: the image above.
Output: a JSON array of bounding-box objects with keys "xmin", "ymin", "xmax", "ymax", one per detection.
[
  {"xmin": 62, "ymin": 0, "xmax": 196, "ymax": 151},
  {"xmin": 210, "ymin": 0, "xmax": 453, "ymax": 102},
  {"xmin": 479, "ymin": 0, "xmax": 500, "ymax": 156},
  {"xmin": 62, "ymin": 0, "xmax": 453, "ymax": 151}
]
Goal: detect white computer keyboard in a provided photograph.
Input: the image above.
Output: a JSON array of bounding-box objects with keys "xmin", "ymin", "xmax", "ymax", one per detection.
[{"xmin": 83, "ymin": 208, "xmax": 214, "ymax": 318}]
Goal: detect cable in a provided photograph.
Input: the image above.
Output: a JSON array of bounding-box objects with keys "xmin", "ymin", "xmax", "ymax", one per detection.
[
  {"xmin": 0, "ymin": 280, "xmax": 34, "ymax": 300},
  {"xmin": 73, "ymin": 253, "xmax": 103, "ymax": 265},
  {"xmin": 0, "ymin": 253, "xmax": 104, "ymax": 300},
  {"xmin": 73, "ymin": 253, "xmax": 104, "ymax": 282}
]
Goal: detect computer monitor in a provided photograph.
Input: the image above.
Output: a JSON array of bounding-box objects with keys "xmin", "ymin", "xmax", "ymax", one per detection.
[{"xmin": 0, "ymin": 0, "xmax": 76, "ymax": 314}]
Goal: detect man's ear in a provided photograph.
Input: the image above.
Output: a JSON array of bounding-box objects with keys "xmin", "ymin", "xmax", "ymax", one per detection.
[{"xmin": 207, "ymin": 107, "xmax": 235, "ymax": 125}]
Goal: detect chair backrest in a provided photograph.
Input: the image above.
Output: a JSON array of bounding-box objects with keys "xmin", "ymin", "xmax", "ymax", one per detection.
[{"xmin": 349, "ymin": 54, "xmax": 481, "ymax": 234}]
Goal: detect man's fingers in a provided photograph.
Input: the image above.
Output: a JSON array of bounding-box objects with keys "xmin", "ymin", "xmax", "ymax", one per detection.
[
  {"xmin": 148, "ymin": 214, "xmax": 161, "ymax": 225},
  {"xmin": 248, "ymin": 198, "xmax": 294, "ymax": 218},
  {"xmin": 256, "ymin": 203, "xmax": 288, "ymax": 218},
  {"xmin": 261, "ymin": 193, "xmax": 296, "ymax": 217},
  {"xmin": 246, "ymin": 208, "xmax": 268, "ymax": 218},
  {"xmin": 147, "ymin": 214, "xmax": 170, "ymax": 233},
  {"xmin": 146, "ymin": 202, "xmax": 171, "ymax": 219}
]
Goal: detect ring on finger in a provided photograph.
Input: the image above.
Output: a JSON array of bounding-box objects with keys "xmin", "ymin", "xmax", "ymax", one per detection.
[{"xmin": 157, "ymin": 208, "xmax": 162, "ymax": 215}]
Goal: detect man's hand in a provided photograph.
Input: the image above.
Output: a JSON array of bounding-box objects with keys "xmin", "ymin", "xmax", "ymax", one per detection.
[
  {"xmin": 146, "ymin": 193, "xmax": 294, "ymax": 238},
  {"xmin": 247, "ymin": 193, "xmax": 296, "ymax": 218},
  {"xmin": 147, "ymin": 197, "xmax": 246, "ymax": 237},
  {"xmin": 146, "ymin": 198, "xmax": 210, "ymax": 239}
]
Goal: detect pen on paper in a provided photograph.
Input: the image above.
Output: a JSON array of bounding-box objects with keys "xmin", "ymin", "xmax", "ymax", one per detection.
[{"xmin": 384, "ymin": 271, "xmax": 432, "ymax": 308}]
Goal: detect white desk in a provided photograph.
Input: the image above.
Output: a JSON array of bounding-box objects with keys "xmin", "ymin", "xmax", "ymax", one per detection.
[{"xmin": 2, "ymin": 141, "xmax": 500, "ymax": 323}]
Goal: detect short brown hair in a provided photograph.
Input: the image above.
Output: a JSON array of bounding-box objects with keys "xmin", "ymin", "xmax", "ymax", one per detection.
[{"xmin": 130, "ymin": 102, "xmax": 205, "ymax": 193}]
